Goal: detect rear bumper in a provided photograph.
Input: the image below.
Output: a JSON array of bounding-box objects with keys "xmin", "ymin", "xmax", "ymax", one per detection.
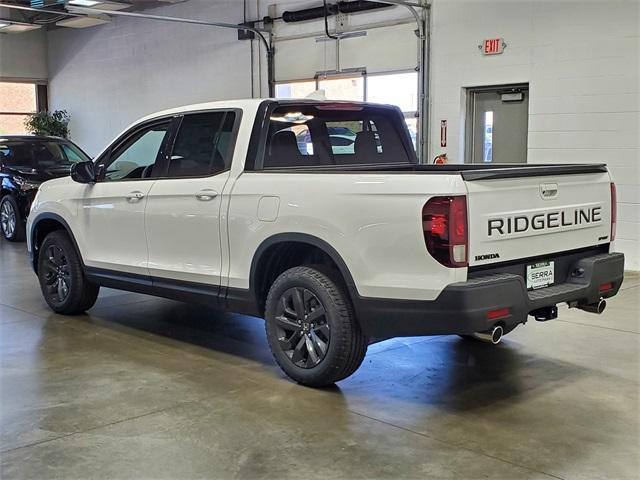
[{"xmin": 354, "ymin": 252, "xmax": 625, "ymax": 338}]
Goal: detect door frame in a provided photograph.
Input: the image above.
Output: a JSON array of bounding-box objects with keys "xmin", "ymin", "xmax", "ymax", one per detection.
[{"xmin": 463, "ymin": 83, "xmax": 529, "ymax": 164}]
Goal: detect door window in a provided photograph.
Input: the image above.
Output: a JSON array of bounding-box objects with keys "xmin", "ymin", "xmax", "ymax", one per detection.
[
  {"xmin": 103, "ymin": 121, "xmax": 171, "ymax": 181},
  {"xmin": 166, "ymin": 111, "xmax": 236, "ymax": 177}
]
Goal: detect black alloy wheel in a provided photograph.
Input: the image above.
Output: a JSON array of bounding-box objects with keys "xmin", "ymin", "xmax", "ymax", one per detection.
[
  {"xmin": 42, "ymin": 244, "xmax": 72, "ymax": 304},
  {"xmin": 275, "ymin": 287, "xmax": 331, "ymax": 368},
  {"xmin": 37, "ymin": 231, "xmax": 100, "ymax": 314},
  {"xmin": 265, "ymin": 266, "xmax": 368, "ymax": 387}
]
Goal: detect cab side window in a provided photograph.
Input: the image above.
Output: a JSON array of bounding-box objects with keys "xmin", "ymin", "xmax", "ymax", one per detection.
[
  {"xmin": 166, "ymin": 111, "xmax": 236, "ymax": 178},
  {"xmin": 103, "ymin": 121, "xmax": 171, "ymax": 181}
]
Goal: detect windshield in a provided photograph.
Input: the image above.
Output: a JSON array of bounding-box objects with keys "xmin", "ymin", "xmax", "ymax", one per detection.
[{"xmin": 0, "ymin": 140, "xmax": 90, "ymax": 170}]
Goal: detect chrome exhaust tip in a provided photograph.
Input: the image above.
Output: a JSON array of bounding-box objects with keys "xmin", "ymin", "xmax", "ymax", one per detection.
[
  {"xmin": 578, "ymin": 298, "xmax": 607, "ymax": 314},
  {"xmin": 472, "ymin": 325, "xmax": 504, "ymax": 345}
]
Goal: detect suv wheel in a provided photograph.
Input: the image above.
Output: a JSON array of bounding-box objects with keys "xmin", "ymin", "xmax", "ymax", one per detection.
[
  {"xmin": 0, "ymin": 196, "xmax": 24, "ymax": 242},
  {"xmin": 37, "ymin": 231, "xmax": 100, "ymax": 314},
  {"xmin": 265, "ymin": 266, "xmax": 368, "ymax": 387}
]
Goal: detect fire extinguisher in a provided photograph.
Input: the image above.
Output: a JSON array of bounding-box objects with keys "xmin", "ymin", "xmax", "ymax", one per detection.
[{"xmin": 433, "ymin": 153, "xmax": 448, "ymax": 165}]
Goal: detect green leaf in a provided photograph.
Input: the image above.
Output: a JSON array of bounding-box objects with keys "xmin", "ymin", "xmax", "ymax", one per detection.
[{"xmin": 23, "ymin": 110, "xmax": 71, "ymax": 138}]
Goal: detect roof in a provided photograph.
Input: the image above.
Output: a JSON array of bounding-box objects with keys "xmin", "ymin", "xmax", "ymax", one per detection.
[
  {"xmin": 137, "ymin": 98, "xmax": 268, "ymax": 124},
  {"xmin": 135, "ymin": 98, "xmax": 385, "ymax": 124},
  {"xmin": 0, "ymin": 135, "xmax": 68, "ymax": 142}
]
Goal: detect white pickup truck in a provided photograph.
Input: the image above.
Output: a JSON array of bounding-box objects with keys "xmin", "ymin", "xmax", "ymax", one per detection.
[{"xmin": 27, "ymin": 99, "xmax": 624, "ymax": 386}]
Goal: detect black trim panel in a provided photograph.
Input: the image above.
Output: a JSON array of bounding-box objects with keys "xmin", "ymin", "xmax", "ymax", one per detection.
[
  {"xmin": 460, "ymin": 164, "xmax": 608, "ymax": 181},
  {"xmin": 85, "ymin": 267, "xmax": 224, "ymax": 308},
  {"xmin": 353, "ymin": 252, "xmax": 624, "ymax": 337}
]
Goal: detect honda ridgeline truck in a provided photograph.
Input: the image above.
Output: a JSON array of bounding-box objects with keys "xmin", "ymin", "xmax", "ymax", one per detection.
[{"xmin": 26, "ymin": 99, "xmax": 624, "ymax": 386}]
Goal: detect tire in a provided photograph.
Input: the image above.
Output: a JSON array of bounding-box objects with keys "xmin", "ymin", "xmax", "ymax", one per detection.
[
  {"xmin": 37, "ymin": 230, "xmax": 100, "ymax": 314},
  {"xmin": 265, "ymin": 266, "xmax": 368, "ymax": 387},
  {"xmin": 0, "ymin": 195, "xmax": 25, "ymax": 242}
]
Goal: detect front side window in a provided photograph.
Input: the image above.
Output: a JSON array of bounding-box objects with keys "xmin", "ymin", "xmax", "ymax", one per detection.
[
  {"xmin": 103, "ymin": 122, "xmax": 170, "ymax": 181},
  {"xmin": 263, "ymin": 104, "xmax": 414, "ymax": 169},
  {"xmin": 166, "ymin": 111, "xmax": 236, "ymax": 178}
]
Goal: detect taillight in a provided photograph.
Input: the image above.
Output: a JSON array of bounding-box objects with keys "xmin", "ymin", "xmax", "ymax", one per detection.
[
  {"xmin": 422, "ymin": 195, "xmax": 468, "ymax": 267},
  {"xmin": 610, "ymin": 182, "xmax": 617, "ymax": 241}
]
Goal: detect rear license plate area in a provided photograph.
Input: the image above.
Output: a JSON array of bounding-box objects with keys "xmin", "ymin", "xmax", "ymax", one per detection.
[{"xmin": 527, "ymin": 261, "xmax": 555, "ymax": 290}]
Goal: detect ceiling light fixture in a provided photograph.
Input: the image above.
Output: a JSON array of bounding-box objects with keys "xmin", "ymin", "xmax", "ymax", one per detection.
[
  {"xmin": 56, "ymin": 14, "xmax": 110, "ymax": 28},
  {"xmin": 67, "ymin": 0, "xmax": 130, "ymax": 10},
  {"xmin": 68, "ymin": 0, "xmax": 102, "ymax": 6},
  {"xmin": 0, "ymin": 20, "xmax": 42, "ymax": 33}
]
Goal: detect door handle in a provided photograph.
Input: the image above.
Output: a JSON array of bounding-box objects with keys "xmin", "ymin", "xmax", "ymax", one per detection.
[
  {"xmin": 195, "ymin": 189, "xmax": 218, "ymax": 201},
  {"xmin": 126, "ymin": 191, "xmax": 145, "ymax": 202}
]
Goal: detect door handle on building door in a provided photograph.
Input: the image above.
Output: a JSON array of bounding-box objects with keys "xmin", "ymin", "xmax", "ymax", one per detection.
[{"xmin": 195, "ymin": 189, "xmax": 218, "ymax": 201}]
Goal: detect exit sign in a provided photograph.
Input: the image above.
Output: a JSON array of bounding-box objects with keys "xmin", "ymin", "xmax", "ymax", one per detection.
[{"xmin": 482, "ymin": 38, "xmax": 505, "ymax": 55}]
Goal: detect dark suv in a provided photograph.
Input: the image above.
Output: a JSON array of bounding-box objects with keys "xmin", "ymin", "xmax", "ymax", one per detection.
[{"xmin": 1, "ymin": 135, "xmax": 91, "ymax": 241}]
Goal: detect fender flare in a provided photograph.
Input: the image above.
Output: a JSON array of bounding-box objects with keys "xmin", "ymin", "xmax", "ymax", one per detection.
[
  {"xmin": 29, "ymin": 212, "xmax": 84, "ymax": 274},
  {"xmin": 249, "ymin": 232, "xmax": 360, "ymax": 302}
]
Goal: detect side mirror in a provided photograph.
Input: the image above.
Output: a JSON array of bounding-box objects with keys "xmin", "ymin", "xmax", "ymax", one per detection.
[{"xmin": 70, "ymin": 161, "xmax": 96, "ymax": 184}]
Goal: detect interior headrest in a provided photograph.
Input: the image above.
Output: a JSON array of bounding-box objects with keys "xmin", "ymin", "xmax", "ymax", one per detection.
[
  {"xmin": 270, "ymin": 130, "xmax": 299, "ymax": 153},
  {"xmin": 354, "ymin": 131, "xmax": 379, "ymax": 159}
]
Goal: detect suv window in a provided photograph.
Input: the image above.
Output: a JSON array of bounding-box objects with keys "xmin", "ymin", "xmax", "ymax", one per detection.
[
  {"xmin": 166, "ymin": 111, "xmax": 236, "ymax": 177},
  {"xmin": 0, "ymin": 140, "xmax": 90, "ymax": 169},
  {"xmin": 0, "ymin": 143, "xmax": 33, "ymax": 169},
  {"xmin": 263, "ymin": 104, "xmax": 413, "ymax": 169},
  {"xmin": 104, "ymin": 121, "xmax": 170, "ymax": 181}
]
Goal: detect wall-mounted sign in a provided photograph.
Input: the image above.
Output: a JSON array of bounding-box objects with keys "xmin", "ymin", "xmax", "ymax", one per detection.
[
  {"xmin": 481, "ymin": 38, "xmax": 505, "ymax": 55},
  {"xmin": 440, "ymin": 120, "xmax": 447, "ymax": 147}
]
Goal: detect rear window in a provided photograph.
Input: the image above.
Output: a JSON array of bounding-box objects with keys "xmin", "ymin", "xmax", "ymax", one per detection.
[{"xmin": 263, "ymin": 103, "xmax": 415, "ymax": 169}]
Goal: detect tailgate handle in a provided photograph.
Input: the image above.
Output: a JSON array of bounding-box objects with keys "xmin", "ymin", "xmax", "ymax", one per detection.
[{"xmin": 540, "ymin": 183, "xmax": 558, "ymax": 199}]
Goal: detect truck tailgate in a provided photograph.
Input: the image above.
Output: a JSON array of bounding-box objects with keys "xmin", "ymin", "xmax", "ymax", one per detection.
[{"xmin": 466, "ymin": 171, "xmax": 612, "ymax": 267}]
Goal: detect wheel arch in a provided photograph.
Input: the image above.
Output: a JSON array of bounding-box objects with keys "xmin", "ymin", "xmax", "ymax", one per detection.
[
  {"xmin": 249, "ymin": 233, "xmax": 360, "ymax": 318},
  {"xmin": 30, "ymin": 213, "xmax": 84, "ymax": 274}
]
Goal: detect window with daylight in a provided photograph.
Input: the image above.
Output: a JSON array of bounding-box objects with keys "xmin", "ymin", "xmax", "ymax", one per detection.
[
  {"xmin": 0, "ymin": 82, "xmax": 38, "ymax": 135},
  {"xmin": 483, "ymin": 111, "xmax": 494, "ymax": 162},
  {"xmin": 275, "ymin": 71, "xmax": 419, "ymax": 149},
  {"xmin": 275, "ymin": 81, "xmax": 317, "ymax": 99}
]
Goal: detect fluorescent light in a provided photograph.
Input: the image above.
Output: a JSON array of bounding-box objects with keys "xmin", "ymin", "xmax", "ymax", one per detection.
[
  {"xmin": 68, "ymin": 0, "xmax": 102, "ymax": 6},
  {"xmin": 67, "ymin": 0, "xmax": 130, "ymax": 10},
  {"xmin": 0, "ymin": 21, "xmax": 42, "ymax": 33},
  {"xmin": 95, "ymin": 1, "xmax": 130, "ymax": 11},
  {"xmin": 56, "ymin": 14, "xmax": 110, "ymax": 28},
  {"xmin": 1, "ymin": 24, "xmax": 42, "ymax": 33}
]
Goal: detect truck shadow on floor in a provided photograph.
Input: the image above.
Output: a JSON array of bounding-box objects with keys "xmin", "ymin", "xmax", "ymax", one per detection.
[
  {"xmin": 344, "ymin": 336, "xmax": 589, "ymax": 412},
  {"xmin": 80, "ymin": 293, "xmax": 591, "ymax": 412}
]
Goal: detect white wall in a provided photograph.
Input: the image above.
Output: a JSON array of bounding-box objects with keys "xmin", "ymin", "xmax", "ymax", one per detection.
[
  {"xmin": 429, "ymin": 0, "xmax": 639, "ymax": 269},
  {"xmin": 47, "ymin": 0, "xmax": 257, "ymax": 155},
  {"xmin": 0, "ymin": 29, "xmax": 48, "ymax": 80}
]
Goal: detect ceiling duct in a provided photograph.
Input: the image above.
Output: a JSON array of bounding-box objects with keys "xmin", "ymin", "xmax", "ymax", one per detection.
[{"xmin": 281, "ymin": 1, "xmax": 389, "ymax": 23}]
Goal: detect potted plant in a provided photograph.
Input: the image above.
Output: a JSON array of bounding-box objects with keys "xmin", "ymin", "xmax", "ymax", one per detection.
[{"xmin": 24, "ymin": 110, "xmax": 71, "ymax": 138}]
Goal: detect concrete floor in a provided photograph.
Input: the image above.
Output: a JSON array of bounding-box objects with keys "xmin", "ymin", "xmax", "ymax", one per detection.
[{"xmin": 1, "ymin": 237, "xmax": 638, "ymax": 480}]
